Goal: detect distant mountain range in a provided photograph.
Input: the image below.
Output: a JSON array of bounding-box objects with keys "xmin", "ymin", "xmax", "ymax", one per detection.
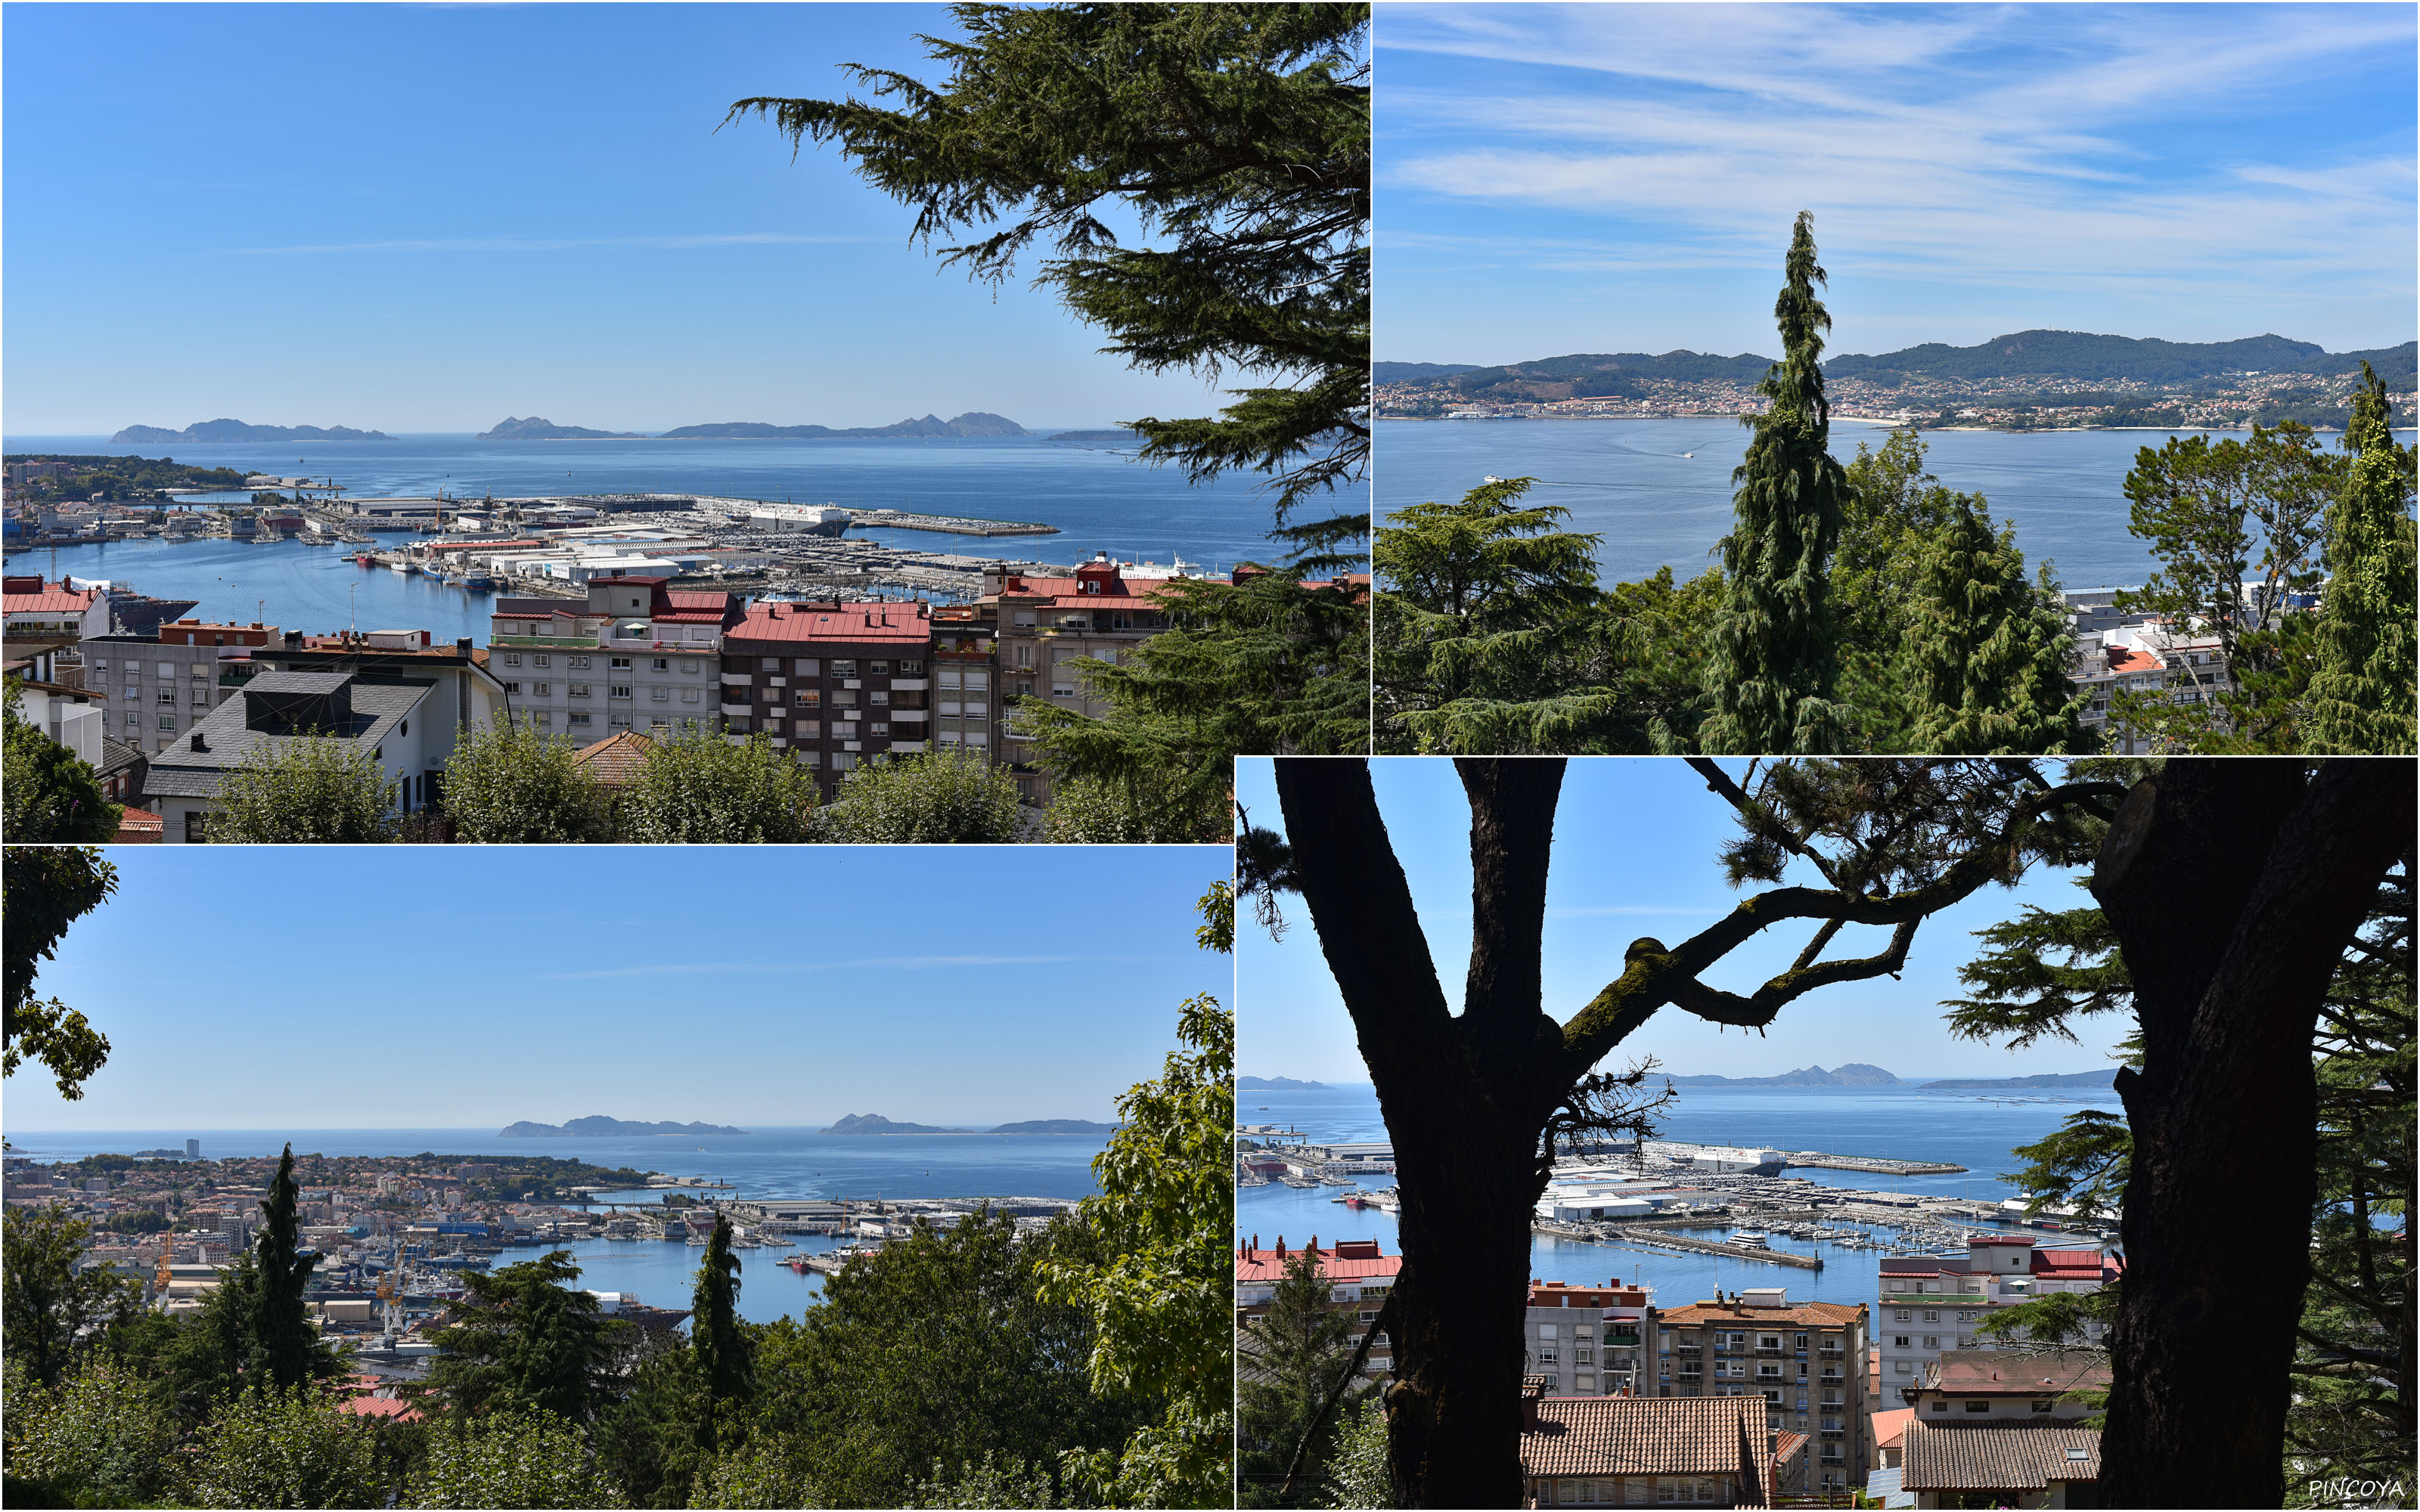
[
  {"xmin": 499, "ymin": 1116, "xmax": 749, "ymax": 1137},
  {"xmin": 1667, "ymin": 1063, "xmax": 1901, "ymax": 1087},
  {"xmin": 1918, "ymin": 1070, "xmax": 2120, "ymax": 1091},
  {"xmin": 659, "ymin": 413, "xmax": 1025, "ymax": 440},
  {"xmin": 1384, "ymin": 332, "xmax": 2419, "ymax": 400},
  {"xmin": 111, "ymin": 419, "xmax": 394, "ymax": 443},
  {"xmin": 476, "ymin": 417, "xmax": 647, "ymax": 441},
  {"xmin": 822, "ymin": 1113, "xmax": 1115, "ymax": 1135},
  {"xmin": 1239, "ymin": 1076, "xmax": 1329, "ymax": 1090}
]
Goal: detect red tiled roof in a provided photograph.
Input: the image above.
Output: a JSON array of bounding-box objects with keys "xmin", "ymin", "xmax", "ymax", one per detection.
[
  {"xmin": 1873, "ymin": 1408, "xmax": 1915, "ymax": 1452},
  {"xmin": 724, "ymin": 601, "xmax": 930, "ymax": 646},
  {"xmin": 1520, "ymin": 1394, "xmax": 1767, "ymax": 1481},
  {"xmin": 1235, "ymin": 1236, "xmax": 1402, "ymax": 1284},
  {"xmin": 1901, "ymin": 1420, "xmax": 2100, "ymax": 1492},
  {"xmin": 2105, "ymin": 646, "xmax": 2160, "ymax": 674},
  {"xmin": 337, "ymin": 1396, "xmax": 420, "ymax": 1421},
  {"xmin": 1659, "ymin": 1299, "xmax": 1866, "ymax": 1328},
  {"xmin": 575, "ymin": 730, "xmax": 654, "ymax": 787},
  {"xmin": 3, "ymin": 577, "xmax": 97, "ymax": 614}
]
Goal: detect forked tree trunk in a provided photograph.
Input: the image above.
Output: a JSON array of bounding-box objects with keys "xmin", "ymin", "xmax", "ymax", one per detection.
[{"xmin": 2091, "ymin": 760, "xmax": 2413, "ymax": 1507}]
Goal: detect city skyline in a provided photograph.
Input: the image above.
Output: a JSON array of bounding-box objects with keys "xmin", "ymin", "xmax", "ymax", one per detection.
[
  {"xmin": 1377, "ymin": 2, "xmax": 2418, "ymax": 366},
  {"xmin": 1235, "ymin": 758, "xmax": 2120, "ymax": 1085},
  {"xmin": 4, "ymin": 844, "xmax": 1231, "ymax": 1132},
  {"xmin": 2, "ymin": 4, "xmax": 1235, "ymax": 435}
]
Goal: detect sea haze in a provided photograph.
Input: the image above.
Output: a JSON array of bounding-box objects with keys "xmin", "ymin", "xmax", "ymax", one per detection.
[
  {"xmin": 1238, "ymin": 1081, "xmax": 2120, "ymax": 1311},
  {"xmin": 1376, "ymin": 417, "xmax": 2420, "ymax": 591}
]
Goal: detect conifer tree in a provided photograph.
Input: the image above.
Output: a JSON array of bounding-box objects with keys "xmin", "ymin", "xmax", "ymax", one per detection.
[
  {"xmin": 2307, "ymin": 362, "xmax": 2418, "ymax": 753},
  {"xmin": 690, "ymin": 1213, "xmax": 753, "ymax": 1458},
  {"xmin": 1894, "ymin": 498, "xmax": 2090, "ymax": 754},
  {"xmin": 249, "ymin": 1144, "xmax": 331, "ymax": 1392},
  {"xmin": 1699, "ymin": 212, "xmax": 1854, "ymax": 754}
]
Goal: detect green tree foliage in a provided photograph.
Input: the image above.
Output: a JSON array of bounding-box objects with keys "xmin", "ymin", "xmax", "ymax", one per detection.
[
  {"xmin": 734, "ymin": 1209, "xmax": 1151, "ymax": 1509},
  {"xmin": 185, "ymin": 1383, "xmax": 388, "ymax": 1510},
  {"xmin": 593, "ymin": 1338, "xmax": 709, "ymax": 1510},
  {"xmin": 1018, "ymin": 569, "xmax": 1371, "ymax": 805},
  {"xmin": 1373, "ymin": 477, "xmax": 1689, "ymax": 753},
  {"xmin": 2307, "ymin": 362, "xmax": 2419, "ymax": 753},
  {"xmin": 3, "ymin": 677, "xmax": 121, "ymax": 841},
  {"xmin": 1, "ymin": 1206, "xmax": 141, "ymax": 1389},
  {"xmin": 424, "ymin": 1251, "xmax": 628, "ymax": 1424},
  {"xmin": 441, "ymin": 720, "xmax": 611, "ymax": 842},
  {"xmin": 687, "ymin": 1436, "xmax": 818, "ymax": 1509},
  {"xmin": 690, "ymin": 1214, "xmax": 753, "ymax": 1459},
  {"xmin": 905, "ymin": 1450, "xmax": 1063, "ymax": 1508},
  {"xmin": 2108, "ymin": 420, "xmax": 2338, "ymax": 749},
  {"xmin": 2, "ymin": 1356, "xmax": 180, "ymax": 1507},
  {"xmin": 728, "ymin": 2, "xmax": 1370, "ymax": 541},
  {"xmin": 1042, "ymin": 766, "xmax": 1232, "ymax": 844},
  {"xmin": 1894, "ymin": 497, "xmax": 2090, "ymax": 753},
  {"xmin": 618, "ymin": 728, "xmax": 813, "ymax": 843},
  {"xmin": 1236, "ymin": 1247, "xmax": 1360, "ymax": 1505},
  {"xmin": 250, "ymin": 1143, "xmax": 337, "ymax": 1391},
  {"xmin": 1699, "ymin": 212, "xmax": 1855, "ymax": 754},
  {"xmin": 1950, "ymin": 847, "xmax": 2414, "ymax": 1493},
  {"xmin": 1040, "ymin": 880, "xmax": 1236, "ymax": 1507},
  {"xmin": 213, "ymin": 737, "xmax": 396, "ymax": 843},
  {"xmin": 406, "ymin": 1408, "xmax": 626, "ymax": 1509},
  {"xmin": 817, "ymin": 746, "xmax": 1023, "ymax": 842},
  {"xmin": 3, "ymin": 845, "xmax": 117, "ymax": 1099},
  {"xmin": 1322, "ymin": 1394, "xmax": 1392, "ymax": 1510}
]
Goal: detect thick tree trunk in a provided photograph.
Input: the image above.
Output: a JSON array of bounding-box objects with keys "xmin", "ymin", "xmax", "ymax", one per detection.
[{"xmin": 2093, "ymin": 759, "xmax": 2414, "ymax": 1507}]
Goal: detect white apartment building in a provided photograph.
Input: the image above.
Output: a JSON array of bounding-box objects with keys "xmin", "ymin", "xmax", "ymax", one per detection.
[
  {"xmin": 488, "ymin": 576, "xmax": 743, "ymax": 740},
  {"xmin": 1877, "ymin": 1236, "xmax": 2115, "ymax": 1390},
  {"xmin": 80, "ymin": 621, "xmax": 278, "ymax": 754}
]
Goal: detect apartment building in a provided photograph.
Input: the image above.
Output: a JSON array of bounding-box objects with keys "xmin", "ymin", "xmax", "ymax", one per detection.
[
  {"xmin": 929, "ymin": 606, "xmax": 1003, "ymax": 771},
  {"xmin": 719, "ymin": 600, "xmax": 932, "ymax": 802},
  {"xmin": 1877, "ymin": 1236, "xmax": 2117, "ymax": 1389},
  {"xmin": 1234, "ymin": 1235, "xmax": 1399, "ymax": 1379},
  {"xmin": 1518, "ymin": 1389, "xmax": 1802, "ymax": 1507},
  {"xmin": 2069, "ymin": 620, "xmax": 2233, "ymax": 752},
  {"xmin": 1655, "ymin": 1293, "xmax": 1870, "ymax": 1495},
  {"xmin": 983, "ymin": 558, "xmax": 1175, "ymax": 800},
  {"xmin": 2, "ymin": 575, "xmax": 108, "ymax": 640},
  {"xmin": 487, "ymin": 576, "xmax": 743, "ymax": 740},
  {"xmin": 1525, "ymin": 1278, "xmax": 1652, "ymax": 1397},
  {"xmin": 80, "ymin": 621, "xmax": 278, "ymax": 754}
]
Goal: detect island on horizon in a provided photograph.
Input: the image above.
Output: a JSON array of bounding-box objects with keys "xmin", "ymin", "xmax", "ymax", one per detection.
[
  {"xmin": 821, "ymin": 1113, "xmax": 1116, "ymax": 1136},
  {"xmin": 498, "ymin": 1116, "xmax": 749, "ymax": 1138},
  {"xmin": 1237, "ymin": 1075, "xmax": 1329, "ymax": 1090},
  {"xmin": 110, "ymin": 418, "xmax": 394, "ymax": 443}
]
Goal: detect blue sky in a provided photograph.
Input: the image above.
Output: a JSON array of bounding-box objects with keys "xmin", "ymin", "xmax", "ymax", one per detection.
[
  {"xmin": 1236, "ymin": 758, "xmax": 2124, "ymax": 1085},
  {"xmin": 3, "ymin": 4, "xmax": 1236, "ymax": 435},
  {"xmin": 1377, "ymin": 3, "xmax": 2418, "ymax": 365},
  {"xmin": 4, "ymin": 845, "xmax": 1232, "ymax": 1132}
]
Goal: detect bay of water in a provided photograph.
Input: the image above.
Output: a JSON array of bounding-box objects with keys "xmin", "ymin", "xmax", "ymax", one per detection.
[
  {"xmin": 1237, "ymin": 1082, "xmax": 2121, "ymax": 1311},
  {"xmin": 1376, "ymin": 417, "xmax": 2416, "ymax": 591},
  {"xmin": 4, "ymin": 431, "xmax": 1306, "ymax": 640},
  {"xmin": 5, "ymin": 1125, "xmax": 1107, "ymax": 1325}
]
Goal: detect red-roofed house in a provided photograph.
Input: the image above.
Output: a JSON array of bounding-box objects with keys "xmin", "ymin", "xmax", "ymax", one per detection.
[
  {"xmin": 721, "ymin": 599, "xmax": 933, "ymax": 802},
  {"xmin": 1518, "ymin": 1387, "xmax": 1788, "ymax": 1506},
  {"xmin": 3, "ymin": 575, "xmax": 107, "ymax": 640},
  {"xmin": 489, "ymin": 575, "xmax": 742, "ymax": 742},
  {"xmin": 1236, "ymin": 1235, "xmax": 1400, "ymax": 1378}
]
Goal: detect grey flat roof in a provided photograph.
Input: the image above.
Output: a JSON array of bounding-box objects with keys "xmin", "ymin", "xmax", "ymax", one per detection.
[{"xmin": 140, "ymin": 676, "xmax": 433, "ymax": 801}]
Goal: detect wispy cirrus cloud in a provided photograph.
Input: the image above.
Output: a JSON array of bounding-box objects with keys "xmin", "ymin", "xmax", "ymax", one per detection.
[
  {"xmin": 230, "ymin": 231, "xmax": 874, "ymax": 256},
  {"xmin": 1377, "ymin": 3, "xmax": 2417, "ymax": 334},
  {"xmin": 535, "ymin": 953, "xmax": 1157, "ymax": 981}
]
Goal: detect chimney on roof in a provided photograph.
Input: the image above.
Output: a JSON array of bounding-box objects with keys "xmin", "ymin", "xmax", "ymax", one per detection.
[
  {"xmin": 1519, "ymin": 1374, "xmax": 1544, "ymax": 1433},
  {"xmin": 190, "ymin": 732, "xmax": 206, "ymax": 752},
  {"xmin": 455, "ymin": 637, "xmax": 472, "ymax": 655}
]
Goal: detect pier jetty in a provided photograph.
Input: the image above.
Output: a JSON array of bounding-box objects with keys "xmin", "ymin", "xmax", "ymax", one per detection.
[{"xmin": 1539, "ymin": 1220, "xmax": 1823, "ymax": 1269}]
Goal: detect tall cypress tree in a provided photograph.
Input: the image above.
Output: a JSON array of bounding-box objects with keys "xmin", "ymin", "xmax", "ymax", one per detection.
[
  {"xmin": 248, "ymin": 1143, "xmax": 324, "ymax": 1390},
  {"xmin": 1700, "ymin": 212, "xmax": 1855, "ymax": 754},
  {"xmin": 690, "ymin": 1212, "xmax": 752, "ymax": 1455},
  {"xmin": 1894, "ymin": 497, "xmax": 2090, "ymax": 754},
  {"xmin": 2306, "ymin": 362, "xmax": 2418, "ymax": 754}
]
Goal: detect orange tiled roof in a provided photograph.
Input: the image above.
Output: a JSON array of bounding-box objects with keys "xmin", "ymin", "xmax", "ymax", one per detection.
[
  {"xmin": 1521, "ymin": 1393, "xmax": 1767, "ymax": 1481},
  {"xmin": 1659, "ymin": 1299, "xmax": 1866, "ymax": 1328},
  {"xmin": 575, "ymin": 730, "xmax": 655, "ymax": 787}
]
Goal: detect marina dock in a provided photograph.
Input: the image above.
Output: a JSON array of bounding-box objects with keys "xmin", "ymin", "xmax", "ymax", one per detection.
[{"xmin": 1538, "ymin": 1220, "xmax": 1824, "ymax": 1270}]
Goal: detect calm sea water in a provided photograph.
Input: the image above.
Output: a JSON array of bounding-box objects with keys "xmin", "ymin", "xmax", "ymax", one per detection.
[
  {"xmin": 3, "ymin": 431, "xmax": 1311, "ymax": 640},
  {"xmin": 1376, "ymin": 417, "xmax": 2418, "ymax": 591},
  {"xmin": 1237, "ymin": 1081, "xmax": 2121, "ymax": 1310},
  {"xmin": 5, "ymin": 1125, "xmax": 1107, "ymax": 1325}
]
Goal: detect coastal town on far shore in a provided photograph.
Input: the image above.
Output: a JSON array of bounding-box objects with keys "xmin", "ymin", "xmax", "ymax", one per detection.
[{"xmin": 2, "ymin": 1133, "xmax": 1081, "ymax": 1408}]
